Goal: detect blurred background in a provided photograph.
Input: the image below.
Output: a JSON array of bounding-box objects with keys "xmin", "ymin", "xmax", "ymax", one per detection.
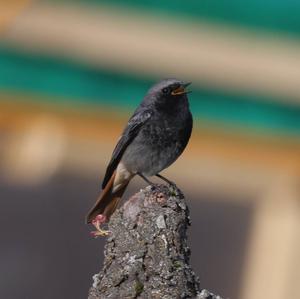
[{"xmin": 0, "ymin": 1, "xmax": 300, "ymax": 299}]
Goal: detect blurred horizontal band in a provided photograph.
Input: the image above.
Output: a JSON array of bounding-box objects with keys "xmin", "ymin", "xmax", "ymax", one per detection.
[
  {"xmin": 60, "ymin": 0, "xmax": 300, "ymax": 36},
  {"xmin": 3, "ymin": 2, "xmax": 300, "ymax": 104},
  {"xmin": 1, "ymin": 48, "xmax": 300, "ymax": 136}
]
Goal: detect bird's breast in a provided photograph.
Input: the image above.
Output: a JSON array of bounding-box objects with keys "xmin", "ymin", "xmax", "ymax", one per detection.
[{"xmin": 122, "ymin": 111, "xmax": 192, "ymax": 176}]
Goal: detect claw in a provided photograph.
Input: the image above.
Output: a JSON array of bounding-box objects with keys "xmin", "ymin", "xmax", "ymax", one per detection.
[
  {"xmin": 90, "ymin": 214, "xmax": 110, "ymax": 237},
  {"xmin": 90, "ymin": 229, "xmax": 110, "ymax": 238},
  {"xmin": 150, "ymin": 184, "xmax": 158, "ymax": 191}
]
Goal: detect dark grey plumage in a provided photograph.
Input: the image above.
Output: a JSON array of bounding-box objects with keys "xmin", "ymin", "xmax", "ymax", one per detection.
[
  {"xmin": 103, "ymin": 78, "xmax": 193, "ymax": 187},
  {"xmin": 87, "ymin": 78, "xmax": 193, "ymax": 226}
]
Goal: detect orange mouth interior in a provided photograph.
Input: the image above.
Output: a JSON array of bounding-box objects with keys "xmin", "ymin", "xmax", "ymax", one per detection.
[{"xmin": 171, "ymin": 86, "xmax": 186, "ymax": 95}]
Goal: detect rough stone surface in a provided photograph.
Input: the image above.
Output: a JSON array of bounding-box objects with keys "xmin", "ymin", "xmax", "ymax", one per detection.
[{"xmin": 88, "ymin": 184, "xmax": 223, "ymax": 299}]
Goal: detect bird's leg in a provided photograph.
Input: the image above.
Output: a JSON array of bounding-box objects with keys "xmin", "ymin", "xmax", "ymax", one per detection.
[
  {"xmin": 156, "ymin": 174, "xmax": 176, "ymax": 187},
  {"xmin": 90, "ymin": 214, "xmax": 110, "ymax": 237},
  {"xmin": 137, "ymin": 172, "xmax": 157, "ymax": 189}
]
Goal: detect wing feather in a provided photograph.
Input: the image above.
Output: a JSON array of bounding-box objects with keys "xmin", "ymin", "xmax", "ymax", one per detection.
[{"xmin": 101, "ymin": 109, "xmax": 152, "ymax": 189}]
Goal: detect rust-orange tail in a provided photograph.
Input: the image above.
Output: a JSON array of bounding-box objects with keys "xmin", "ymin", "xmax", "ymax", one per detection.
[{"xmin": 85, "ymin": 172, "xmax": 130, "ymax": 224}]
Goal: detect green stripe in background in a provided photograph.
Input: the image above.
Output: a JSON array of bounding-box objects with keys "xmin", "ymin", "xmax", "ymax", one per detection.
[
  {"xmin": 59, "ymin": 0, "xmax": 300, "ymax": 37},
  {"xmin": 0, "ymin": 47, "xmax": 300, "ymax": 136}
]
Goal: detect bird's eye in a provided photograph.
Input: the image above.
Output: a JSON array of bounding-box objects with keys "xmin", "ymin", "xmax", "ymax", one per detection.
[{"xmin": 162, "ymin": 88, "xmax": 169, "ymax": 94}]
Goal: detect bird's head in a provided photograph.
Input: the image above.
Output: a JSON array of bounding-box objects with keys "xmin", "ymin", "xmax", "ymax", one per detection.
[{"xmin": 145, "ymin": 79, "xmax": 191, "ymax": 109}]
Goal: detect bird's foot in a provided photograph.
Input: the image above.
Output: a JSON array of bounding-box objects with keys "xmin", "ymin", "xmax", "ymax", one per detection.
[
  {"xmin": 149, "ymin": 182, "xmax": 159, "ymax": 191},
  {"xmin": 145, "ymin": 183, "xmax": 159, "ymax": 191},
  {"xmin": 167, "ymin": 180, "xmax": 177, "ymax": 189},
  {"xmin": 90, "ymin": 214, "xmax": 110, "ymax": 238}
]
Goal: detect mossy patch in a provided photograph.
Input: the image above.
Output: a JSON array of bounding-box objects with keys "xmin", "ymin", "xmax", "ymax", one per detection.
[
  {"xmin": 134, "ymin": 280, "xmax": 144, "ymax": 296},
  {"xmin": 173, "ymin": 260, "xmax": 182, "ymax": 269}
]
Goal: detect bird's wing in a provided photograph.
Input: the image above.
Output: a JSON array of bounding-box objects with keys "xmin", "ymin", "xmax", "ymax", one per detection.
[{"xmin": 102, "ymin": 108, "xmax": 152, "ymax": 189}]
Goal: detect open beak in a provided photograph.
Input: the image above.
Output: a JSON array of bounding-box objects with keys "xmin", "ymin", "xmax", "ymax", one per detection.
[{"xmin": 171, "ymin": 82, "xmax": 192, "ymax": 95}]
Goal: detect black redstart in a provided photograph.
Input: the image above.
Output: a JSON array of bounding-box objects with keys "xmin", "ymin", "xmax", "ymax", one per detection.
[{"xmin": 86, "ymin": 78, "xmax": 193, "ymax": 236}]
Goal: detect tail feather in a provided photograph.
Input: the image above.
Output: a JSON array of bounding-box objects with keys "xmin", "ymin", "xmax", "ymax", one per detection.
[{"xmin": 85, "ymin": 172, "xmax": 129, "ymax": 224}]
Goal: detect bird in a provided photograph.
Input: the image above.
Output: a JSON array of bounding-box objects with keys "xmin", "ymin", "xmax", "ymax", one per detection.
[{"xmin": 86, "ymin": 78, "xmax": 193, "ymax": 236}]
